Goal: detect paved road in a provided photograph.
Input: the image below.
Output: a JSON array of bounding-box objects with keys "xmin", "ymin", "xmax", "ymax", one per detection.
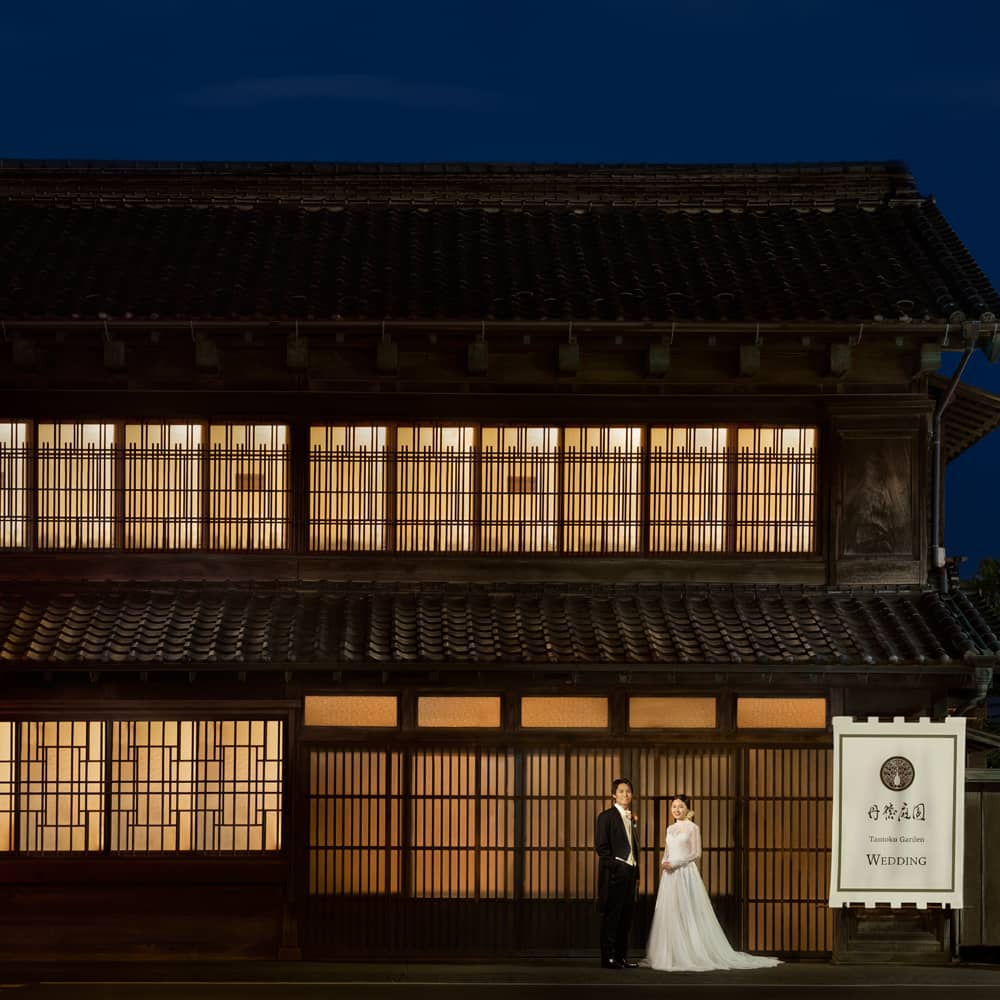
[{"xmin": 1, "ymin": 963, "xmax": 998, "ymax": 1000}]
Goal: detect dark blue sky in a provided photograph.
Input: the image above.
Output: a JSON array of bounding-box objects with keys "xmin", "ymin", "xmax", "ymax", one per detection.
[{"xmin": 3, "ymin": 0, "xmax": 999, "ymax": 572}]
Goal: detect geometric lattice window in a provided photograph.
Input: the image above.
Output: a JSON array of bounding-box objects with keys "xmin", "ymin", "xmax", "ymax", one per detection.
[
  {"xmin": 0, "ymin": 722, "xmax": 13, "ymax": 851},
  {"xmin": 309, "ymin": 750, "xmax": 403, "ymax": 895},
  {"xmin": 396, "ymin": 426, "xmax": 475, "ymax": 552},
  {"xmin": 208, "ymin": 425, "xmax": 288, "ymax": 551},
  {"xmin": 0, "ymin": 422, "xmax": 29, "ymax": 549},
  {"xmin": 308, "ymin": 748, "xmax": 514, "ymax": 900},
  {"xmin": 735, "ymin": 427, "xmax": 816, "ymax": 553},
  {"xmin": 309, "ymin": 426, "xmax": 387, "ymax": 552},
  {"xmin": 124, "ymin": 424, "xmax": 203, "ymax": 549},
  {"xmin": 746, "ymin": 747, "xmax": 834, "ymax": 952},
  {"xmin": 523, "ymin": 750, "xmax": 622, "ymax": 898},
  {"xmin": 562, "ymin": 427, "xmax": 642, "ymax": 553},
  {"xmin": 649, "ymin": 427, "xmax": 729, "ymax": 552},
  {"xmin": 481, "ymin": 427, "xmax": 559, "ymax": 552},
  {"xmin": 19, "ymin": 721, "xmax": 106, "ymax": 852},
  {"xmin": 109, "ymin": 720, "xmax": 283, "ymax": 852},
  {"xmin": 36, "ymin": 423, "xmax": 116, "ymax": 549},
  {"xmin": 410, "ymin": 751, "xmax": 514, "ymax": 899}
]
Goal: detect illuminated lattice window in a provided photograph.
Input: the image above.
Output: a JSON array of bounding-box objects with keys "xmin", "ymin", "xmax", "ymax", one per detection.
[
  {"xmin": 309, "ymin": 426, "xmax": 387, "ymax": 551},
  {"xmin": 650, "ymin": 427, "xmax": 729, "ymax": 552},
  {"xmin": 208, "ymin": 425, "xmax": 288, "ymax": 550},
  {"xmin": 410, "ymin": 751, "xmax": 514, "ymax": 899},
  {"xmin": 481, "ymin": 427, "xmax": 559, "ymax": 553},
  {"xmin": 396, "ymin": 426, "xmax": 475, "ymax": 552},
  {"xmin": 310, "ymin": 750, "xmax": 403, "ymax": 895},
  {"xmin": 124, "ymin": 424, "xmax": 203, "ymax": 549},
  {"xmin": 19, "ymin": 721, "xmax": 105, "ymax": 852},
  {"xmin": 37, "ymin": 423, "xmax": 115, "ymax": 549},
  {"xmin": 562, "ymin": 427, "xmax": 642, "ymax": 553},
  {"xmin": 0, "ymin": 722, "xmax": 13, "ymax": 852},
  {"xmin": 524, "ymin": 750, "xmax": 621, "ymax": 898},
  {"xmin": 109, "ymin": 720, "xmax": 283, "ymax": 852},
  {"xmin": 735, "ymin": 428, "xmax": 816, "ymax": 553},
  {"xmin": 0, "ymin": 422, "xmax": 29, "ymax": 549}
]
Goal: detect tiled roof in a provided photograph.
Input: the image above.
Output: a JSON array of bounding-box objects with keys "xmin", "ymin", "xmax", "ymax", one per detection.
[
  {"xmin": 0, "ymin": 584, "xmax": 996, "ymax": 669},
  {"xmin": 932, "ymin": 374, "xmax": 1000, "ymax": 460},
  {"xmin": 0, "ymin": 161, "xmax": 997, "ymax": 324}
]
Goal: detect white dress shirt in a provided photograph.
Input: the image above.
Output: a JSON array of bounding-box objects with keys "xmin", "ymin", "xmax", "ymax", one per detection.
[{"xmin": 614, "ymin": 803, "xmax": 636, "ymax": 866}]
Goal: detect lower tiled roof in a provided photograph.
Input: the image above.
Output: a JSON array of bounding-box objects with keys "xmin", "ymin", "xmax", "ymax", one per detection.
[
  {"xmin": 932, "ymin": 374, "xmax": 1000, "ymax": 461},
  {"xmin": 0, "ymin": 584, "xmax": 996, "ymax": 669}
]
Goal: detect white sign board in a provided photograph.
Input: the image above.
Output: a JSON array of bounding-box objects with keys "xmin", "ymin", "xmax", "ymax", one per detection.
[{"xmin": 829, "ymin": 716, "xmax": 965, "ymax": 909}]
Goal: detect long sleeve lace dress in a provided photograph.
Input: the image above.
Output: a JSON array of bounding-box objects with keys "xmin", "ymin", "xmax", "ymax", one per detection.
[{"xmin": 642, "ymin": 819, "xmax": 780, "ymax": 972}]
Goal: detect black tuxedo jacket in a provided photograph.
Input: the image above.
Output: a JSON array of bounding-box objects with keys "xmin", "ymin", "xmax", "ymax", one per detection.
[{"xmin": 595, "ymin": 805, "xmax": 640, "ymax": 908}]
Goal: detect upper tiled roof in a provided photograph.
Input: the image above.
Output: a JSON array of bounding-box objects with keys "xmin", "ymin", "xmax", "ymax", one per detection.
[
  {"xmin": 0, "ymin": 160, "xmax": 997, "ymax": 324},
  {"xmin": 0, "ymin": 583, "xmax": 996, "ymax": 669}
]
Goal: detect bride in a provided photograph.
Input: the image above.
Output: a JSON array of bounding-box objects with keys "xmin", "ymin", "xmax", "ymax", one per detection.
[{"xmin": 643, "ymin": 795, "xmax": 780, "ymax": 972}]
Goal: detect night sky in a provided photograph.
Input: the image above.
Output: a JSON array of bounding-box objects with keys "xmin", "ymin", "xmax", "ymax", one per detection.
[{"xmin": 3, "ymin": 0, "xmax": 998, "ymax": 572}]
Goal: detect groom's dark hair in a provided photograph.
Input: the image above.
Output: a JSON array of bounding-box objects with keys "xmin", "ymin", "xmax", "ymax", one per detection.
[{"xmin": 611, "ymin": 777, "xmax": 633, "ymax": 794}]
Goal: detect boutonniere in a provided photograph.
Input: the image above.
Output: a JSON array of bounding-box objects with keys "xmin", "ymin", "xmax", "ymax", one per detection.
[{"xmin": 627, "ymin": 812, "xmax": 638, "ymax": 824}]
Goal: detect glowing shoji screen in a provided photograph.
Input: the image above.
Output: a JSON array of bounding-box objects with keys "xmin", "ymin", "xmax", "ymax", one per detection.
[
  {"xmin": 36, "ymin": 423, "xmax": 116, "ymax": 549},
  {"xmin": 124, "ymin": 423, "xmax": 203, "ymax": 549},
  {"xmin": 208, "ymin": 425, "xmax": 288, "ymax": 550}
]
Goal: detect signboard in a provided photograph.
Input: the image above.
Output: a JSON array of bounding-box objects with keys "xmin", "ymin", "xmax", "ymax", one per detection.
[{"xmin": 829, "ymin": 716, "xmax": 965, "ymax": 909}]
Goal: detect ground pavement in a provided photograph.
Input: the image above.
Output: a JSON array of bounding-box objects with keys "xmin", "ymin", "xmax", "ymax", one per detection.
[{"xmin": 1, "ymin": 961, "xmax": 999, "ymax": 1000}]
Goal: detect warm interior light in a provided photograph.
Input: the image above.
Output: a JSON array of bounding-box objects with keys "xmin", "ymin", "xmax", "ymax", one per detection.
[
  {"xmin": 304, "ymin": 696, "xmax": 398, "ymax": 728},
  {"xmin": 417, "ymin": 697, "xmax": 501, "ymax": 728},
  {"xmin": 309, "ymin": 750, "xmax": 403, "ymax": 895},
  {"xmin": 649, "ymin": 427, "xmax": 728, "ymax": 552},
  {"xmin": 481, "ymin": 427, "xmax": 559, "ymax": 552},
  {"xmin": 37, "ymin": 423, "xmax": 116, "ymax": 548},
  {"xmin": 736, "ymin": 428, "xmax": 816, "ymax": 553},
  {"xmin": 520, "ymin": 697, "xmax": 608, "ymax": 728},
  {"xmin": 524, "ymin": 750, "xmax": 622, "ymax": 898},
  {"xmin": 19, "ymin": 721, "xmax": 105, "ymax": 852},
  {"xmin": 110, "ymin": 719, "xmax": 283, "ymax": 852},
  {"xmin": 563, "ymin": 427, "xmax": 642, "ymax": 552},
  {"xmin": 309, "ymin": 426, "xmax": 387, "ymax": 551},
  {"xmin": 124, "ymin": 424, "xmax": 202, "ymax": 549},
  {"xmin": 737, "ymin": 698, "xmax": 826, "ymax": 729},
  {"xmin": 208, "ymin": 425, "xmax": 288, "ymax": 550},
  {"xmin": 746, "ymin": 748, "xmax": 834, "ymax": 951},
  {"xmin": 396, "ymin": 427, "xmax": 475, "ymax": 551},
  {"xmin": 628, "ymin": 697, "xmax": 717, "ymax": 729},
  {"xmin": 0, "ymin": 423, "xmax": 28, "ymax": 548},
  {"xmin": 0, "ymin": 722, "xmax": 13, "ymax": 851}
]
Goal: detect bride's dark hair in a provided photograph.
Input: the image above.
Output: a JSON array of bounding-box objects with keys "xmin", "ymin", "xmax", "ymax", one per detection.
[{"xmin": 670, "ymin": 794, "xmax": 694, "ymax": 820}]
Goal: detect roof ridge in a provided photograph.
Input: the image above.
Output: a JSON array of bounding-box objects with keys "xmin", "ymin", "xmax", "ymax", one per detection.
[{"xmin": 0, "ymin": 159, "xmax": 918, "ymax": 209}]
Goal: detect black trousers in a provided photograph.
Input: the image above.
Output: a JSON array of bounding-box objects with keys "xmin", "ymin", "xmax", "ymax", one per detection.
[{"xmin": 600, "ymin": 860, "xmax": 638, "ymax": 962}]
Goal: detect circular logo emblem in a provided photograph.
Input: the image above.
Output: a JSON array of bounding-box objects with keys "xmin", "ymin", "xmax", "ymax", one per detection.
[{"xmin": 880, "ymin": 756, "xmax": 915, "ymax": 791}]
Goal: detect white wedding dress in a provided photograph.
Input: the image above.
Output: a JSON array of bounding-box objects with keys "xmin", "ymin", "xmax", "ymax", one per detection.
[{"xmin": 642, "ymin": 819, "xmax": 780, "ymax": 972}]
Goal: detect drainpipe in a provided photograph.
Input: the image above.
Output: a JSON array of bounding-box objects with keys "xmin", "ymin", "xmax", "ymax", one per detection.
[{"xmin": 931, "ymin": 328, "xmax": 977, "ymax": 593}]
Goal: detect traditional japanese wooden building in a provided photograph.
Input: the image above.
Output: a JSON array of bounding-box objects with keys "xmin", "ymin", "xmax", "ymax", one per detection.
[{"xmin": 1, "ymin": 160, "xmax": 999, "ymax": 963}]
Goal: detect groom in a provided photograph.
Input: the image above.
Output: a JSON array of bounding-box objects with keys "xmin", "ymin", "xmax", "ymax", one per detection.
[{"xmin": 595, "ymin": 777, "xmax": 640, "ymax": 969}]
